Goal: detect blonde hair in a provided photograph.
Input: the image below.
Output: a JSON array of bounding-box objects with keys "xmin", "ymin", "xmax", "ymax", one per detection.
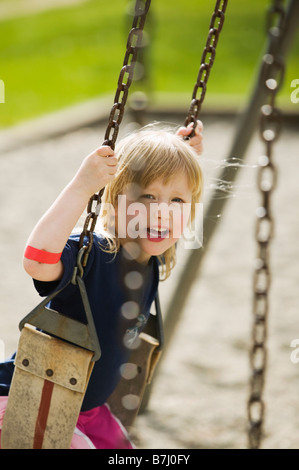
[{"xmin": 100, "ymin": 124, "xmax": 203, "ymax": 280}]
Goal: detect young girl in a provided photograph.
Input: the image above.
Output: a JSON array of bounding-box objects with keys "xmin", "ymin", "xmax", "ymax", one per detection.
[{"xmin": 0, "ymin": 120, "xmax": 203, "ymax": 449}]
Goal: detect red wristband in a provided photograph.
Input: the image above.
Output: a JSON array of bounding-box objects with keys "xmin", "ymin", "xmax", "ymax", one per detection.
[{"xmin": 24, "ymin": 245, "xmax": 62, "ymax": 264}]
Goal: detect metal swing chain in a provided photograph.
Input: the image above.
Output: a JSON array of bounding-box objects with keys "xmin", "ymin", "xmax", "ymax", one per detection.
[
  {"xmin": 184, "ymin": 0, "xmax": 228, "ymax": 133},
  {"xmin": 247, "ymin": 0, "xmax": 286, "ymax": 450},
  {"xmin": 80, "ymin": 0, "xmax": 227, "ymax": 262},
  {"xmin": 79, "ymin": 0, "xmax": 151, "ymax": 265}
]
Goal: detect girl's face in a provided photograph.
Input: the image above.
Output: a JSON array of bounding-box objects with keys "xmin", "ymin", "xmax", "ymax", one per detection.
[{"xmin": 116, "ymin": 172, "xmax": 193, "ymax": 264}]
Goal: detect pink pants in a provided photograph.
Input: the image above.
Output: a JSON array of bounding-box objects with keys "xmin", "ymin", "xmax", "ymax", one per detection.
[{"xmin": 0, "ymin": 397, "xmax": 133, "ymax": 449}]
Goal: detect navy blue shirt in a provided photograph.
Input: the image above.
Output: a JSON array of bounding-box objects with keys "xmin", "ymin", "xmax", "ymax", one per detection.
[{"xmin": 0, "ymin": 234, "xmax": 159, "ymax": 411}]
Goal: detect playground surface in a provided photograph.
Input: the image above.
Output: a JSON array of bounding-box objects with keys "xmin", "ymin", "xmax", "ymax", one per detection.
[{"xmin": 0, "ymin": 106, "xmax": 298, "ymax": 449}]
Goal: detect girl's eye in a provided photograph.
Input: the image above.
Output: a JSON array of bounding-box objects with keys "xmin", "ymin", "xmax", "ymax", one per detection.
[
  {"xmin": 141, "ymin": 194, "xmax": 155, "ymax": 200},
  {"xmin": 172, "ymin": 197, "xmax": 184, "ymax": 203}
]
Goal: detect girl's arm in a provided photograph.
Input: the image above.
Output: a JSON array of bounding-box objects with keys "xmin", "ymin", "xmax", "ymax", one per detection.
[{"xmin": 23, "ymin": 145, "xmax": 117, "ymax": 282}]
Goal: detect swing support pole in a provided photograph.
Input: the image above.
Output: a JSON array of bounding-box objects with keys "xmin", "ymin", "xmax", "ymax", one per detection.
[{"xmin": 141, "ymin": 0, "xmax": 299, "ymax": 408}]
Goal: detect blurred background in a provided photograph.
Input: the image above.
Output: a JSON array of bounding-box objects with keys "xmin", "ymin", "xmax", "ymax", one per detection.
[
  {"xmin": 0, "ymin": 0, "xmax": 298, "ymax": 450},
  {"xmin": 0, "ymin": 0, "xmax": 298, "ymax": 126}
]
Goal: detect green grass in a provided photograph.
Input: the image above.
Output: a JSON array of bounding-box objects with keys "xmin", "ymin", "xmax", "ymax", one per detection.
[{"xmin": 0, "ymin": 0, "xmax": 298, "ymax": 127}]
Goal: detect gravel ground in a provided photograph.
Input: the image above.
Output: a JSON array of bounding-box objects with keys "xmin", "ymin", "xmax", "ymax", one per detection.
[{"xmin": 0, "ymin": 110, "xmax": 298, "ymax": 449}]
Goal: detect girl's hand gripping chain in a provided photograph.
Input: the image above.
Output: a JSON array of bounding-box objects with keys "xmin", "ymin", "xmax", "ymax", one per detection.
[
  {"xmin": 23, "ymin": 146, "xmax": 117, "ymax": 281},
  {"xmin": 176, "ymin": 120, "xmax": 204, "ymax": 155},
  {"xmin": 72, "ymin": 146, "xmax": 117, "ymax": 199},
  {"xmin": 23, "ymin": 123, "xmax": 202, "ymax": 282}
]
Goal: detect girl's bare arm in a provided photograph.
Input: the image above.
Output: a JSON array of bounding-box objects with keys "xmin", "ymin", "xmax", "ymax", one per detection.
[{"xmin": 23, "ymin": 146, "xmax": 117, "ymax": 282}]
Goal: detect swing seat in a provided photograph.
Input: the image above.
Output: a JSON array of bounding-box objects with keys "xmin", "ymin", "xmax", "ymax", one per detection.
[
  {"xmin": 1, "ymin": 324, "xmax": 94, "ymax": 449},
  {"xmin": 1, "ymin": 269, "xmax": 101, "ymax": 450}
]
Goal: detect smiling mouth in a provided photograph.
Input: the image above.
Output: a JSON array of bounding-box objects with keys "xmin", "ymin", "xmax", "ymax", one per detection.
[{"xmin": 146, "ymin": 227, "xmax": 169, "ymax": 241}]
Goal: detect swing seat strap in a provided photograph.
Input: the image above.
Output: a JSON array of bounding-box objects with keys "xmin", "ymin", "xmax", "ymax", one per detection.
[{"xmin": 1, "ymin": 324, "xmax": 93, "ymax": 449}]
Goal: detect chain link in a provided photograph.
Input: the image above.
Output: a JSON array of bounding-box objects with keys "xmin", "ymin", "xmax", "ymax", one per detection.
[
  {"xmin": 247, "ymin": 0, "xmax": 286, "ymax": 449},
  {"xmin": 80, "ymin": 0, "xmax": 227, "ymax": 261},
  {"xmin": 79, "ymin": 0, "xmax": 151, "ymax": 265},
  {"xmin": 184, "ymin": 0, "xmax": 228, "ymax": 134}
]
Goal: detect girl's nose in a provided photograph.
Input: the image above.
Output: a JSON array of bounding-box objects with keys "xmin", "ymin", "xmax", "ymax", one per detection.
[{"xmin": 151, "ymin": 202, "xmax": 171, "ymax": 222}]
